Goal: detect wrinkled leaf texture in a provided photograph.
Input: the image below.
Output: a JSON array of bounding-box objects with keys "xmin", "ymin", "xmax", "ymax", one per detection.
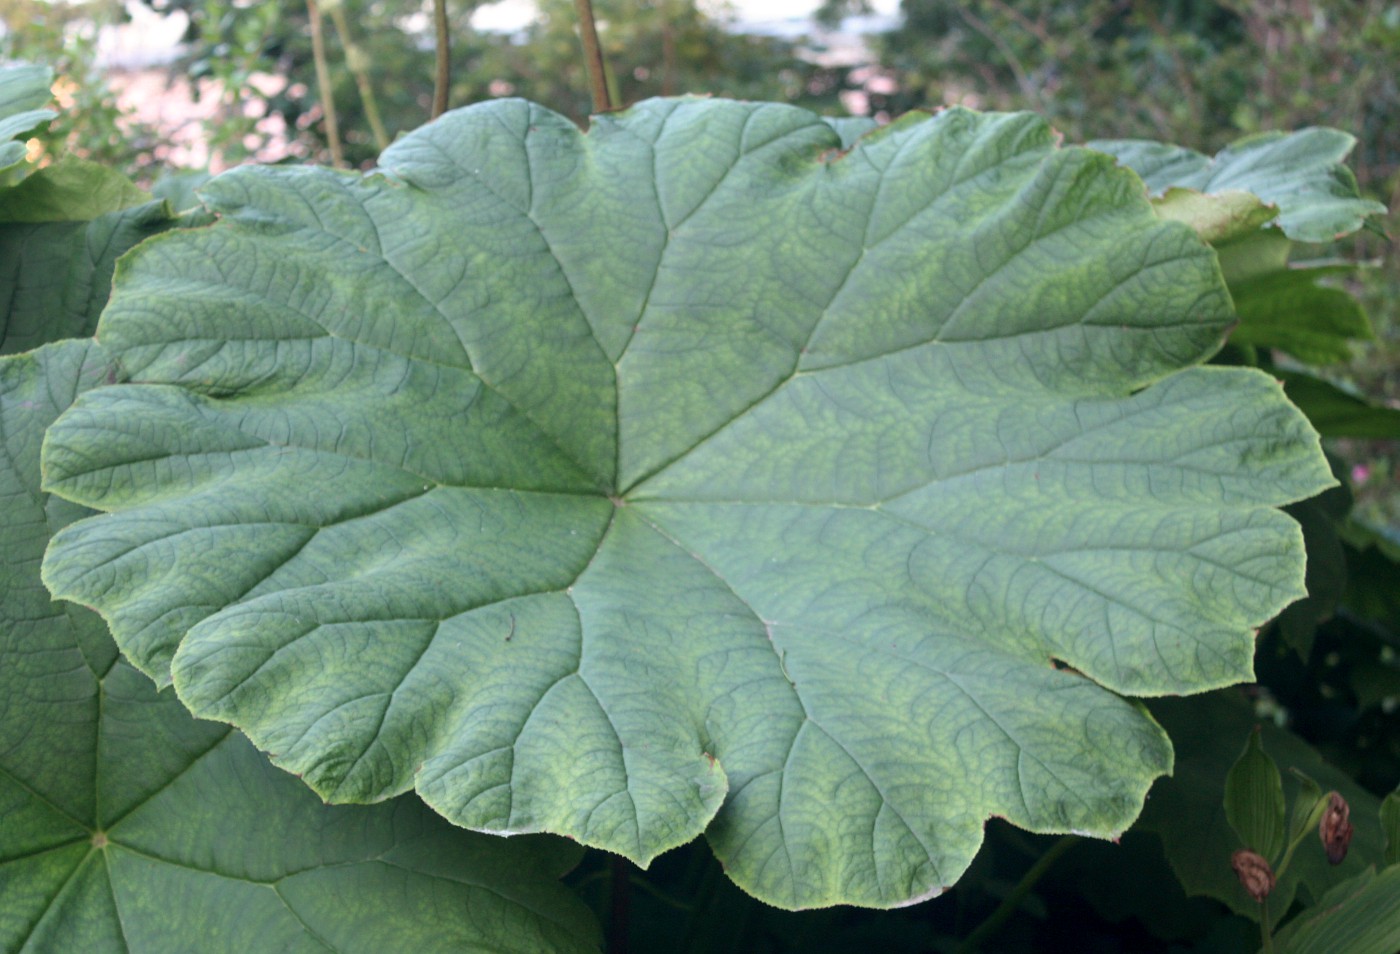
[
  {"xmin": 1, "ymin": 341, "xmax": 601, "ymax": 953},
  {"xmin": 41, "ymin": 98, "xmax": 1334, "ymax": 908}
]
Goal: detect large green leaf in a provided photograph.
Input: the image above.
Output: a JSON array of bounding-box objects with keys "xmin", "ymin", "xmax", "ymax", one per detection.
[
  {"xmin": 1, "ymin": 340, "xmax": 601, "ymax": 952},
  {"xmin": 1089, "ymin": 129, "xmax": 1387, "ymax": 243},
  {"xmin": 41, "ymin": 98, "xmax": 1334, "ymax": 908}
]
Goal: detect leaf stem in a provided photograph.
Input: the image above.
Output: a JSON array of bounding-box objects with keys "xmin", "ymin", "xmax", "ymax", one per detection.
[
  {"xmin": 1261, "ymin": 896, "xmax": 1275, "ymax": 953},
  {"xmin": 305, "ymin": 0, "xmax": 344, "ymax": 167},
  {"xmin": 432, "ymin": 0, "xmax": 451, "ymax": 119},
  {"xmin": 573, "ymin": 0, "xmax": 613, "ymax": 113},
  {"xmin": 956, "ymin": 835, "xmax": 1077, "ymax": 953}
]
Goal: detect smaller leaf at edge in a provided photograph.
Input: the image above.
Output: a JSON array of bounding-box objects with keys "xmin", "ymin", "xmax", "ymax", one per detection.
[{"xmin": 1225, "ymin": 727, "xmax": 1287, "ymax": 862}]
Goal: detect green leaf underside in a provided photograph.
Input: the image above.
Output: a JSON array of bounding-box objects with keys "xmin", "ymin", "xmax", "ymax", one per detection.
[
  {"xmin": 2, "ymin": 341, "xmax": 600, "ymax": 953},
  {"xmin": 40, "ymin": 99, "xmax": 1334, "ymax": 908},
  {"xmin": 1090, "ymin": 129, "xmax": 1387, "ymax": 243}
]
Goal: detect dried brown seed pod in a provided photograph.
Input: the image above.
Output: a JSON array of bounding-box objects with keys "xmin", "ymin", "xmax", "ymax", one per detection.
[
  {"xmin": 1231, "ymin": 849, "xmax": 1275, "ymax": 902},
  {"xmin": 1319, "ymin": 792, "xmax": 1354, "ymax": 865}
]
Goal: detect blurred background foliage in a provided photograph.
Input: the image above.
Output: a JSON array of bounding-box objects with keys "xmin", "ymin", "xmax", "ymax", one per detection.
[
  {"xmin": 871, "ymin": 0, "xmax": 1400, "ymax": 530},
  {"xmin": 3, "ymin": 2, "xmax": 1398, "ymax": 949}
]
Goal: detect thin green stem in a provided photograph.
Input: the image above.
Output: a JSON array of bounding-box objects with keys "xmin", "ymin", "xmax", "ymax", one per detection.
[
  {"xmin": 432, "ymin": 0, "xmax": 451, "ymax": 118},
  {"xmin": 305, "ymin": 0, "xmax": 344, "ymax": 167},
  {"xmin": 1261, "ymin": 896, "xmax": 1275, "ymax": 953},
  {"xmin": 326, "ymin": 3, "xmax": 389, "ymax": 150},
  {"xmin": 956, "ymin": 836, "xmax": 1077, "ymax": 953},
  {"xmin": 573, "ymin": 0, "xmax": 613, "ymax": 113}
]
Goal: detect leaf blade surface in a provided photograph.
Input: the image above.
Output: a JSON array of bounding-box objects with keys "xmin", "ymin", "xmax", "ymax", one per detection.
[{"xmin": 41, "ymin": 98, "xmax": 1335, "ymax": 908}]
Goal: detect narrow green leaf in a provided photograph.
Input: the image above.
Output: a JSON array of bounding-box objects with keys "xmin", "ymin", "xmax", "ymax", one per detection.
[
  {"xmin": 1272, "ymin": 865, "xmax": 1400, "ymax": 954},
  {"xmin": 1382, "ymin": 790, "xmax": 1400, "ymax": 868},
  {"xmin": 1287, "ymin": 770, "xmax": 1326, "ymax": 846},
  {"xmin": 1225, "ymin": 728, "xmax": 1287, "ymax": 862}
]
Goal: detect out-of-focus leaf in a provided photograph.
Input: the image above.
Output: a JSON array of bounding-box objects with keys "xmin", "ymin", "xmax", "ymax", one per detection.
[
  {"xmin": 1105, "ymin": 134, "xmax": 1381, "ymax": 363},
  {"xmin": 820, "ymin": 115, "xmax": 879, "ymax": 149},
  {"xmin": 1287, "ymin": 771, "xmax": 1325, "ymax": 847},
  {"xmin": 1091, "ymin": 129, "xmax": 1386, "ymax": 242},
  {"xmin": 1152, "ymin": 187, "xmax": 1277, "ymax": 245},
  {"xmin": 1229, "ymin": 264, "xmax": 1372, "ymax": 364},
  {"xmin": 1142, "ymin": 691, "xmax": 1384, "ymax": 926},
  {"xmin": 0, "ymin": 63, "xmax": 55, "ymax": 173},
  {"xmin": 0, "ymin": 199, "xmax": 183, "ymax": 354},
  {"xmin": 1272, "ymin": 865, "xmax": 1400, "ymax": 954},
  {"xmin": 0, "ymin": 156, "xmax": 150, "ymax": 222},
  {"xmin": 0, "ymin": 340, "xmax": 602, "ymax": 954},
  {"xmin": 1339, "ymin": 522, "xmax": 1400, "ymax": 636},
  {"xmin": 1277, "ymin": 371, "xmax": 1400, "ymax": 439},
  {"xmin": 148, "ymin": 169, "xmax": 213, "ymax": 213},
  {"xmin": 40, "ymin": 97, "xmax": 1333, "ymax": 908},
  {"xmin": 1224, "ymin": 729, "xmax": 1287, "ymax": 862},
  {"xmin": 1382, "ymin": 791, "xmax": 1400, "ymax": 868},
  {"xmin": 1275, "ymin": 460, "xmax": 1351, "ymax": 659}
]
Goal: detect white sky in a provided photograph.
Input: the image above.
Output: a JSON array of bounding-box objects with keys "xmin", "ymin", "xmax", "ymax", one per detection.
[
  {"xmin": 92, "ymin": 0, "xmax": 903, "ymax": 70},
  {"xmin": 472, "ymin": 0, "xmax": 902, "ymax": 36}
]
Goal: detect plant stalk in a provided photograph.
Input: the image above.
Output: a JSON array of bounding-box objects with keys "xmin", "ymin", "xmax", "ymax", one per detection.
[
  {"xmin": 573, "ymin": 0, "xmax": 613, "ymax": 113},
  {"xmin": 432, "ymin": 0, "xmax": 451, "ymax": 118},
  {"xmin": 956, "ymin": 835, "xmax": 1077, "ymax": 953},
  {"xmin": 326, "ymin": 3, "xmax": 389, "ymax": 150},
  {"xmin": 305, "ymin": 0, "xmax": 344, "ymax": 167}
]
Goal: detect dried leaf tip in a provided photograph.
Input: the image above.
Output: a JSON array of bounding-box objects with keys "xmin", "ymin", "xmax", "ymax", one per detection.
[
  {"xmin": 1231, "ymin": 849, "xmax": 1275, "ymax": 902},
  {"xmin": 1319, "ymin": 792, "xmax": 1353, "ymax": 865}
]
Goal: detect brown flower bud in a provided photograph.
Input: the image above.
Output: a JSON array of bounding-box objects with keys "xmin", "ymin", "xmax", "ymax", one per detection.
[
  {"xmin": 1231, "ymin": 849, "xmax": 1275, "ymax": 902},
  {"xmin": 1319, "ymin": 792, "xmax": 1354, "ymax": 865}
]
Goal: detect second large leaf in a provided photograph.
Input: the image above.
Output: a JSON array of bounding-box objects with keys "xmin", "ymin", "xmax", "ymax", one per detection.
[{"xmin": 41, "ymin": 98, "xmax": 1334, "ymax": 909}]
